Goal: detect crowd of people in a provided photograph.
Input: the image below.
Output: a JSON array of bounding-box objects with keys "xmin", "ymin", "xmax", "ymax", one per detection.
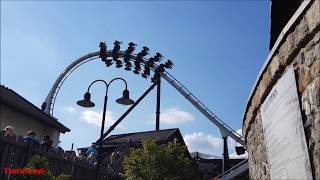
[
  {"xmin": 77, "ymin": 144, "xmax": 98, "ymax": 166},
  {"xmin": 0, "ymin": 125, "xmax": 98, "ymax": 166},
  {"xmin": 0, "ymin": 126, "xmax": 53, "ymax": 147}
]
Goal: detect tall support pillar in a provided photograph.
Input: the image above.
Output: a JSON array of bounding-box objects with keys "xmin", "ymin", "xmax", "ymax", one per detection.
[
  {"xmin": 97, "ymin": 82, "xmax": 157, "ymax": 143},
  {"xmin": 156, "ymin": 78, "xmax": 161, "ymax": 131},
  {"xmin": 222, "ymin": 135, "xmax": 229, "ymax": 173}
]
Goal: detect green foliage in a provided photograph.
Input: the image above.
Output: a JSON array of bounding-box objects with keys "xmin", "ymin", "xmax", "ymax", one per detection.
[
  {"xmin": 16, "ymin": 154, "xmax": 53, "ymax": 180},
  {"xmin": 16, "ymin": 154, "xmax": 70, "ymax": 180},
  {"xmin": 123, "ymin": 139, "xmax": 199, "ymax": 180},
  {"xmin": 52, "ymin": 173, "xmax": 71, "ymax": 180}
]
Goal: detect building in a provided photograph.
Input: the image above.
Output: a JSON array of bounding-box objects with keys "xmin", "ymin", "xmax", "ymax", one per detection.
[
  {"xmin": 243, "ymin": 0, "xmax": 319, "ymax": 179},
  {"xmin": 191, "ymin": 152, "xmax": 247, "ymax": 179},
  {"xmin": 101, "ymin": 128, "xmax": 186, "ymax": 152},
  {"xmin": 0, "ymin": 85, "xmax": 70, "ymax": 147},
  {"xmin": 78, "ymin": 128, "xmax": 190, "ymax": 175}
]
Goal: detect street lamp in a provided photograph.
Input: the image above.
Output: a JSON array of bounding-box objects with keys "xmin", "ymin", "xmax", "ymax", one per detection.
[{"xmin": 76, "ymin": 77, "xmax": 134, "ymax": 174}]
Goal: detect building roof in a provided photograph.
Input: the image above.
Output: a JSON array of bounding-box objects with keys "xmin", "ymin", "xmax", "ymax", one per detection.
[
  {"xmin": 102, "ymin": 128, "xmax": 183, "ymax": 146},
  {"xmin": 0, "ymin": 85, "xmax": 70, "ymax": 133},
  {"xmin": 77, "ymin": 128, "xmax": 184, "ymax": 152},
  {"xmin": 105, "ymin": 128, "xmax": 178, "ymax": 141}
]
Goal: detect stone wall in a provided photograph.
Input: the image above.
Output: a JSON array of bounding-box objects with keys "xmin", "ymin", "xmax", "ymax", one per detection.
[{"xmin": 243, "ymin": 0, "xmax": 320, "ymax": 179}]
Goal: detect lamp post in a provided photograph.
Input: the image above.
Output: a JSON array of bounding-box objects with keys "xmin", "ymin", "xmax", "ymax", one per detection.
[{"xmin": 76, "ymin": 77, "xmax": 134, "ymax": 175}]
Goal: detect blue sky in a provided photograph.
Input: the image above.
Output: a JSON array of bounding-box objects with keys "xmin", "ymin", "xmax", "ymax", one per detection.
[{"xmin": 1, "ymin": 1, "xmax": 270, "ymax": 157}]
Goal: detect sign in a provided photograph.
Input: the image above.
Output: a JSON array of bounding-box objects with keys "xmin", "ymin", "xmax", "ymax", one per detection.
[{"xmin": 261, "ymin": 67, "xmax": 313, "ymax": 179}]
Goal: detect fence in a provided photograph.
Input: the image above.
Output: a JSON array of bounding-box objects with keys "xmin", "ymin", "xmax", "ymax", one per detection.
[{"xmin": 0, "ymin": 136, "xmax": 114, "ymax": 180}]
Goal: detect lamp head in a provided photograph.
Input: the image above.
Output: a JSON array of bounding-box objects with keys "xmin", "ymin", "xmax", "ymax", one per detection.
[
  {"xmin": 116, "ymin": 89, "xmax": 134, "ymax": 105},
  {"xmin": 77, "ymin": 92, "xmax": 95, "ymax": 108}
]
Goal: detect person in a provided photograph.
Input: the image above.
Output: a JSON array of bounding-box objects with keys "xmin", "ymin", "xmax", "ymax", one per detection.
[
  {"xmin": 4, "ymin": 126, "xmax": 17, "ymax": 141},
  {"xmin": 0, "ymin": 129, "xmax": 5, "ymax": 137},
  {"xmin": 17, "ymin": 135, "xmax": 24, "ymax": 142},
  {"xmin": 86, "ymin": 144, "xmax": 97, "ymax": 157},
  {"xmin": 56, "ymin": 146, "xmax": 65, "ymax": 156},
  {"xmin": 65, "ymin": 150, "xmax": 76, "ymax": 160},
  {"xmin": 41, "ymin": 135, "xmax": 53, "ymax": 149},
  {"xmin": 87, "ymin": 152, "xmax": 97, "ymax": 166},
  {"xmin": 23, "ymin": 131, "xmax": 40, "ymax": 145},
  {"xmin": 77, "ymin": 148, "xmax": 87, "ymax": 161},
  {"xmin": 57, "ymin": 146, "xmax": 64, "ymax": 152}
]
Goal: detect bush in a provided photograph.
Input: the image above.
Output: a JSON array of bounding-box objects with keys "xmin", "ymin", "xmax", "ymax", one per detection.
[
  {"xmin": 53, "ymin": 173, "xmax": 70, "ymax": 180},
  {"xmin": 16, "ymin": 154, "xmax": 70, "ymax": 180},
  {"xmin": 123, "ymin": 139, "xmax": 199, "ymax": 180}
]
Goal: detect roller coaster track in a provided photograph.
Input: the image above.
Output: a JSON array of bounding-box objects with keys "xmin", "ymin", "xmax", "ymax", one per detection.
[{"xmin": 42, "ymin": 50, "xmax": 245, "ymax": 146}]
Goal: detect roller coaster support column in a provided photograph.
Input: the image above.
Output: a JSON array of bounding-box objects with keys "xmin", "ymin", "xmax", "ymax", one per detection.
[
  {"xmin": 97, "ymin": 82, "xmax": 158, "ymax": 143},
  {"xmin": 222, "ymin": 134, "xmax": 230, "ymax": 173},
  {"xmin": 156, "ymin": 78, "xmax": 161, "ymax": 131}
]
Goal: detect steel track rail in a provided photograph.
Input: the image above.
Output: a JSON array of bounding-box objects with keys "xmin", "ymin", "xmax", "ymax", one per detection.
[{"xmin": 42, "ymin": 50, "xmax": 245, "ymax": 146}]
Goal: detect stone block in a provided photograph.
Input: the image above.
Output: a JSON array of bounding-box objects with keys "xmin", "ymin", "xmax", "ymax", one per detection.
[
  {"xmin": 269, "ymin": 55, "xmax": 282, "ymax": 77},
  {"xmin": 294, "ymin": 17, "xmax": 310, "ymax": 46},
  {"xmin": 295, "ymin": 50, "xmax": 305, "ymax": 64},
  {"xmin": 246, "ymin": 113, "xmax": 270, "ymax": 180},
  {"xmin": 302, "ymin": 77, "xmax": 320, "ymax": 179},
  {"xmin": 305, "ymin": 31, "xmax": 320, "ymax": 51},
  {"xmin": 251, "ymin": 93, "xmax": 260, "ymax": 112},
  {"xmin": 313, "ymin": 43, "xmax": 320, "ymax": 61},
  {"xmin": 314, "ymin": 31, "xmax": 320, "ymax": 44},
  {"xmin": 254, "ymin": 84, "xmax": 262, "ymax": 102},
  {"xmin": 246, "ymin": 106, "xmax": 254, "ymax": 123},
  {"xmin": 312, "ymin": 144, "xmax": 320, "ymax": 179},
  {"xmin": 305, "ymin": 43, "xmax": 320, "ymax": 66},
  {"xmin": 311, "ymin": 124, "xmax": 320, "ymax": 145},
  {"xmin": 260, "ymin": 69, "xmax": 273, "ymax": 96},
  {"xmin": 278, "ymin": 33, "xmax": 296, "ymax": 65},
  {"xmin": 303, "ymin": 77, "xmax": 320, "ymax": 106},
  {"xmin": 297, "ymin": 66, "xmax": 313, "ymax": 93},
  {"xmin": 311, "ymin": 60, "xmax": 320, "ymax": 77},
  {"xmin": 305, "ymin": 0, "xmax": 320, "ymax": 32}
]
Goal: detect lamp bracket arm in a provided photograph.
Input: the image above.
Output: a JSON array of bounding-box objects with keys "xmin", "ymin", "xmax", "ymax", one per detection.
[
  {"xmin": 87, "ymin": 79, "xmax": 108, "ymax": 93},
  {"xmin": 107, "ymin": 77, "xmax": 128, "ymax": 91}
]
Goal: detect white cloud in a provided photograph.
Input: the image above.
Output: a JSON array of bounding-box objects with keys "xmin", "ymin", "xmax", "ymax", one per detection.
[
  {"xmin": 63, "ymin": 105, "xmax": 75, "ymax": 113},
  {"xmin": 80, "ymin": 110, "xmax": 115, "ymax": 127},
  {"xmin": 184, "ymin": 132, "xmax": 223, "ymax": 156},
  {"xmin": 159, "ymin": 107, "xmax": 194, "ymax": 125},
  {"xmin": 184, "ymin": 130, "xmax": 247, "ymax": 159},
  {"xmin": 229, "ymin": 152, "xmax": 248, "ymax": 159}
]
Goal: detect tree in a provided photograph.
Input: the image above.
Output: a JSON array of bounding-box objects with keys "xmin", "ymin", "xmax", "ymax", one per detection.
[
  {"xmin": 123, "ymin": 139, "xmax": 199, "ymax": 180},
  {"xmin": 16, "ymin": 154, "xmax": 70, "ymax": 180}
]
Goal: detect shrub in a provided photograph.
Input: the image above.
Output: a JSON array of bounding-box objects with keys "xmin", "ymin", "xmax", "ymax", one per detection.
[{"xmin": 123, "ymin": 139, "xmax": 199, "ymax": 180}]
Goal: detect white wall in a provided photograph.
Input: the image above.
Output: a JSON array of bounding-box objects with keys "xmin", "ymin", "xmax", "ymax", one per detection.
[{"xmin": 0, "ymin": 104, "xmax": 62, "ymax": 147}]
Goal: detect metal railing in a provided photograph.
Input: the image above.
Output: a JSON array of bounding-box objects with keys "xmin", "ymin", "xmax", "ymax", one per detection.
[
  {"xmin": 217, "ymin": 159, "xmax": 249, "ymax": 180},
  {"xmin": 161, "ymin": 72, "xmax": 245, "ymax": 146}
]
